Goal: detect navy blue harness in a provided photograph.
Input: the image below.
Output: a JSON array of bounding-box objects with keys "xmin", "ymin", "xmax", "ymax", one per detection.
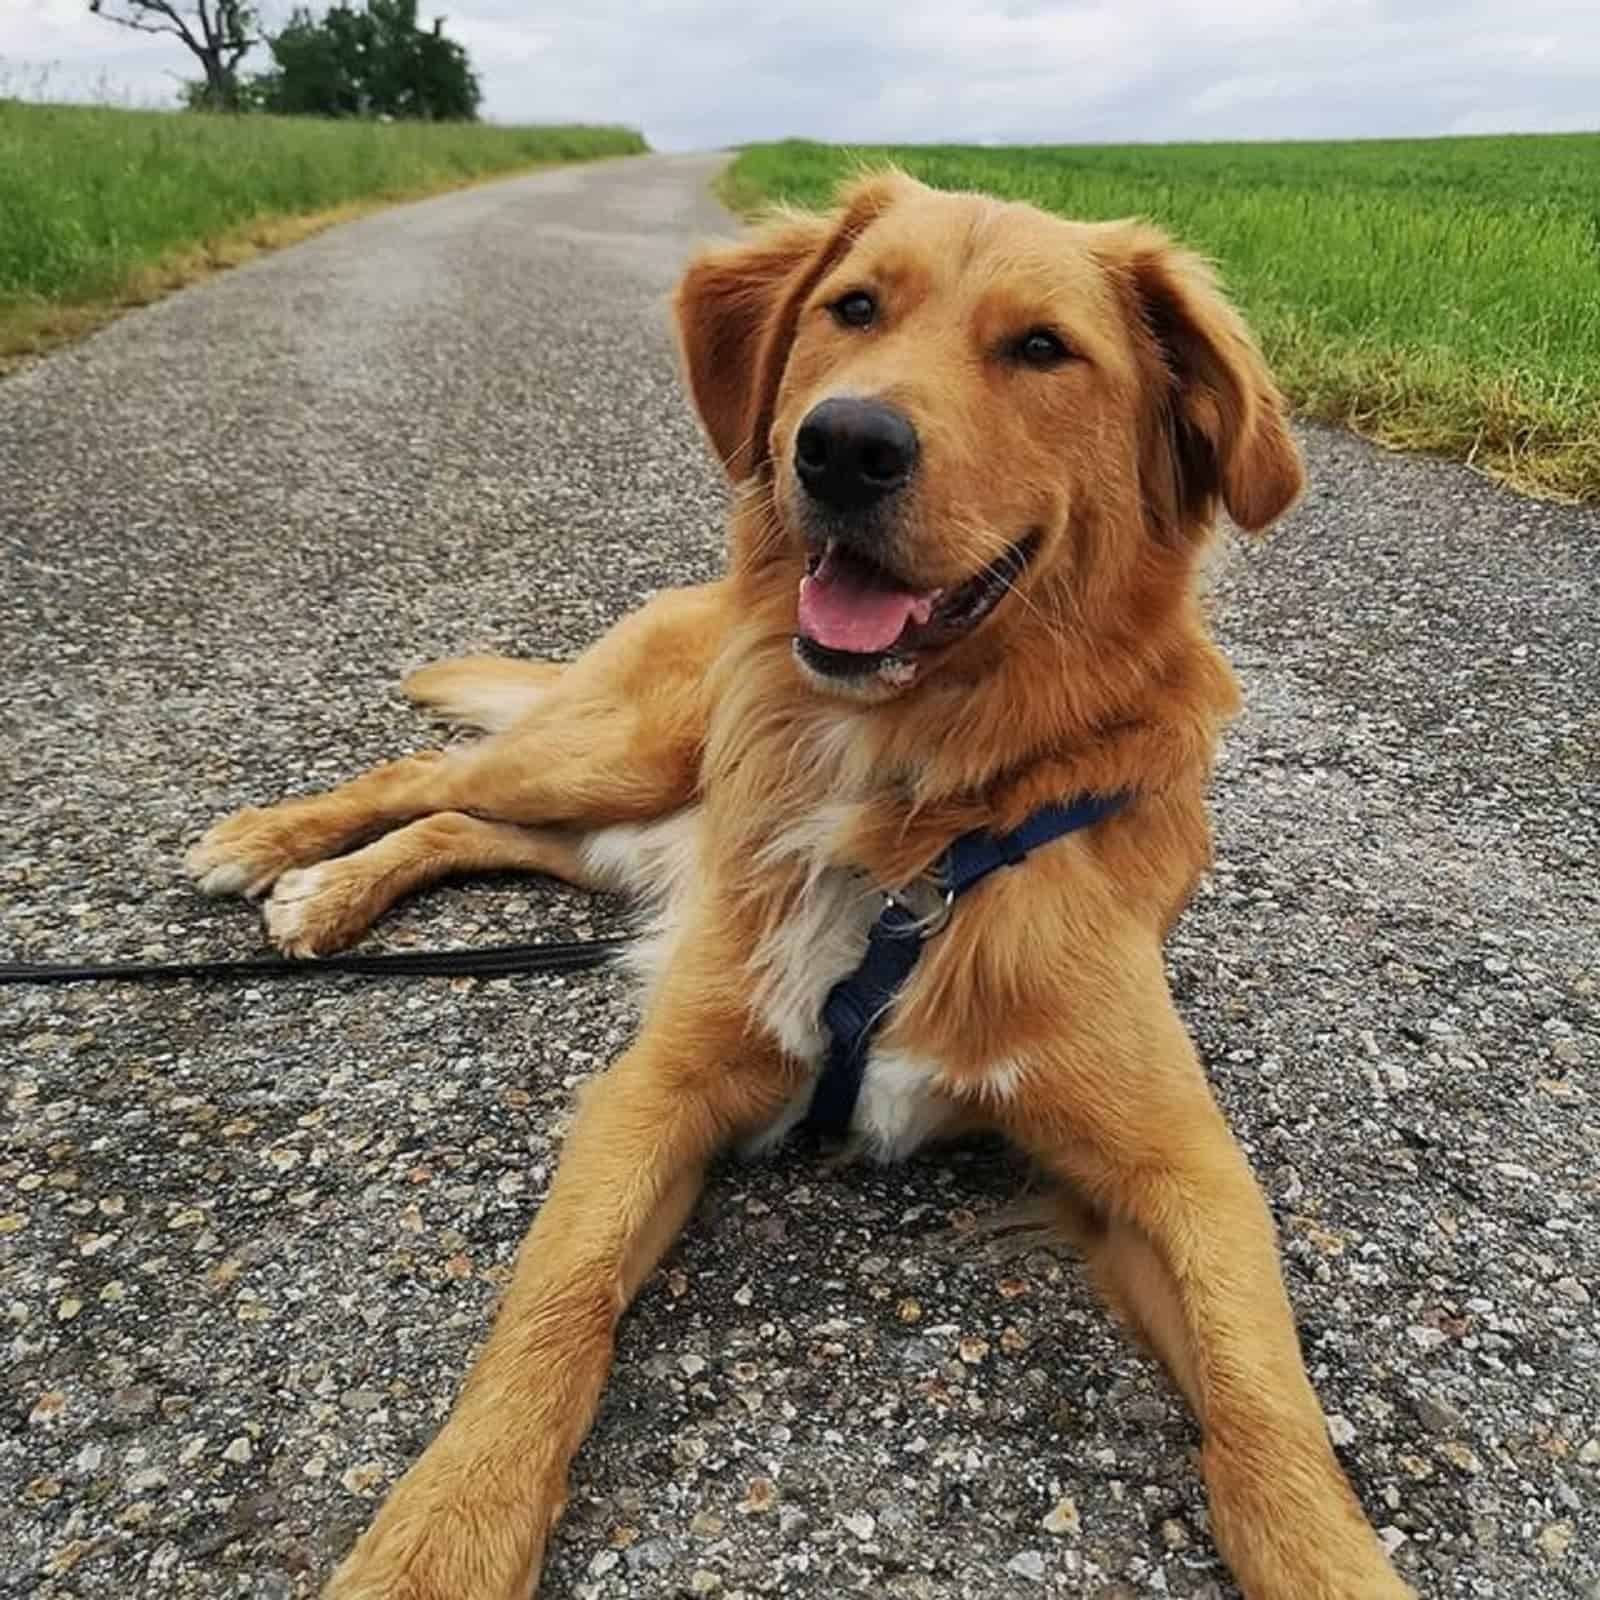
[{"xmin": 801, "ymin": 792, "xmax": 1127, "ymax": 1137}]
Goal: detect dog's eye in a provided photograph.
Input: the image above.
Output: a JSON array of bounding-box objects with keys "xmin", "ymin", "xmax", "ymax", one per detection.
[
  {"xmin": 1014, "ymin": 329, "xmax": 1074, "ymax": 368},
  {"xmin": 831, "ymin": 291, "xmax": 877, "ymax": 329}
]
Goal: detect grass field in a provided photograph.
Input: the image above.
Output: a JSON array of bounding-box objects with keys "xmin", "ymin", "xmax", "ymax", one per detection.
[
  {"xmin": 725, "ymin": 138, "xmax": 1600, "ymax": 502},
  {"xmin": 0, "ymin": 102, "xmax": 645, "ymax": 367}
]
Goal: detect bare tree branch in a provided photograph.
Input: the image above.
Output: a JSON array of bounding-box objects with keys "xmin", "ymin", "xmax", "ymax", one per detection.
[
  {"xmin": 99, "ymin": 16, "xmax": 184, "ymax": 37},
  {"xmin": 88, "ymin": 0, "xmax": 259, "ymax": 107},
  {"xmin": 93, "ymin": 0, "xmax": 204, "ymax": 60},
  {"xmin": 199, "ymin": 0, "xmax": 222, "ymax": 58}
]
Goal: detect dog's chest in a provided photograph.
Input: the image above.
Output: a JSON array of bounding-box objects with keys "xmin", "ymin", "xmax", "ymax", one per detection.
[
  {"xmin": 582, "ymin": 808, "xmax": 952, "ymax": 1161},
  {"xmin": 743, "ymin": 856, "xmax": 955, "ymax": 1161}
]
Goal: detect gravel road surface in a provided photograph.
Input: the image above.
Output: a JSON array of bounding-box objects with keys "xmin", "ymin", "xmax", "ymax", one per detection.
[{"xmin": 3, "ymin": 153, "xmax": 1596, "ymax": 1600}]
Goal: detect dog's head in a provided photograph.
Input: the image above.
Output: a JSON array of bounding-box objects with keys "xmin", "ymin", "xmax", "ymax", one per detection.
[{"xmin": 676, "ymin": 171, "xmax": 1302, "ymax": 701}]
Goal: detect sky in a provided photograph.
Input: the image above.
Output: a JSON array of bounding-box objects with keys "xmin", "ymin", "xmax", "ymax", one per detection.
[{"xmin": 3, "ymin": 0, "xmax": 1596, "ymax": 148}]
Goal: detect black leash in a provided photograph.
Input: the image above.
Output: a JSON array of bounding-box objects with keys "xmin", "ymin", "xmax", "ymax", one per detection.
[{"xmin": 0, "ymin": 936, "xmax": 629, "ymax": 987}]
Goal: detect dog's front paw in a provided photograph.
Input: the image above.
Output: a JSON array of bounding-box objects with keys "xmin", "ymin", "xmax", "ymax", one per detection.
[
  {"xmin": 1203, "ymin": 1434, "xmax": 1417, "ymax": 1599},
  {"xmin": 323, "ymin": 1447, "xmax": 555, "ymax": 1600}
]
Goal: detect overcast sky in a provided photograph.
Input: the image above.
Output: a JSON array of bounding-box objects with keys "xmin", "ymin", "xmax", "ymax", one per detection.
[{"xmin": 4, "ymin": 0, "xmax": 1596, "ymax": 148}]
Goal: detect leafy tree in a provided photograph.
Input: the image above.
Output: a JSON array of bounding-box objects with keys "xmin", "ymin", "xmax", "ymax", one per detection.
[
  {"xmin": 88, "ymin": 0, "xmax": 258, "ymax": 111},
  {"xmin": 257, "ymin": 4, "xmax": 369, "ymax": 117},
  {"xmin": 254, "ymin": 0, "xmax": 480, "ymax": 120}
]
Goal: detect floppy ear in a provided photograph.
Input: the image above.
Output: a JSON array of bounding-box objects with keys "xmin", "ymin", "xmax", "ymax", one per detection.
[
  {"xmin": 1114, "ymin": 227, "xmax": 1304, "ymax": 536},
  {"xmin": 673, "ymin": 173, "xmax": 907, "ymax": 482}
]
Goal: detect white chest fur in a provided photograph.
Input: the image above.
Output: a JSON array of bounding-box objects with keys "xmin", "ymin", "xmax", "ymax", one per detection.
[{"xmin": 580, "ymin": 808, "xmax": 952, "ymax": 1162}]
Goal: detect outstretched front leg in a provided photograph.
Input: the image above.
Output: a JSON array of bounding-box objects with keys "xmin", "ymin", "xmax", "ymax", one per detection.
[
  {"xmin": 323, "ymin": 922, "xmax": 797, "ymax": 1599},
  {"xmin": 185, "ymin": 581, "xmax": 727, "ymax": 907},
  {"xmin": 1000, "ymin": 949, "xmax": 1414, "ymax": 1600}
]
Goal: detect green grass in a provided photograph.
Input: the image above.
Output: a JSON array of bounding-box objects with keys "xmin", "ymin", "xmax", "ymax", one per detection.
[
  {"xmin": 0, "ymin": 102, "xmax": 645, "ymax": 363},
  {"xmin": 724, "ymin": 137, "xmax": 1600, "ymax": 502}
]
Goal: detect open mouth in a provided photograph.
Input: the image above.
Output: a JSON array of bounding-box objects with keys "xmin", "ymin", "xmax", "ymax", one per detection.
[{"xmin": 794, "ymin": 532, "xmax": 1039, "ymax": 681}]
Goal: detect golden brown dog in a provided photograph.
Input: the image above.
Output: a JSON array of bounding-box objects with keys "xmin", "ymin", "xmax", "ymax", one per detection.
[{"xmin": 187, "ymin": 172, "xmax": 1413, "ymax": 1599}]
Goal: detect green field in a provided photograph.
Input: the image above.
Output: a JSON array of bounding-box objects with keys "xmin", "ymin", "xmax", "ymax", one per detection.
[
  {"xmin": 725, "ymin": 138, "xmax": 1600, "ymax": 502},
  {"xmin": 0, "ymin": 102, "xmax": 645, "ymax": 362}
]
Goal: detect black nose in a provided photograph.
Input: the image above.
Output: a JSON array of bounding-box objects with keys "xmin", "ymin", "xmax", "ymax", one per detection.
[{"xmin": 794, "ymin": 398, "xmax": 919, "ymax": 512}]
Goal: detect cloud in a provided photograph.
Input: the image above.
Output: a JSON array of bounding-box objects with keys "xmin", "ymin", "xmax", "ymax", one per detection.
[{"xmin": 1, "ymin": 0, "xmax": 1594, "ymax": 145}]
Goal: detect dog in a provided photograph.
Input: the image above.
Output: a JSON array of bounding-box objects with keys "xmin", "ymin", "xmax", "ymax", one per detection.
[{"xmin": 187, "ymin": 171, "xmax": 1413, "ymax": 1599}]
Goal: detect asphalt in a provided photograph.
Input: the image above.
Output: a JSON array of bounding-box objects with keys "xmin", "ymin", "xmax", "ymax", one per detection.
[{"xmin": 2, "ymin": 152, "xmax": 1596, "ymax": 1600}]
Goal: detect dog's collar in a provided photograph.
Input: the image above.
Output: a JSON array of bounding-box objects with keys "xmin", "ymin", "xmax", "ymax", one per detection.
[{"xmin": 803, "ymin": 792, "xmax": 1129, "ymax": 1139}]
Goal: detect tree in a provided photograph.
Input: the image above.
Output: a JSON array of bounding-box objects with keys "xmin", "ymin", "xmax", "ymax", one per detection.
[
  {"xmin": 370, "ymin": 2, "xmax": 480, "ymax": 122},
  {"xmin": 88, "ymin": 0, "xmax": 258, "ymax": 111},
  {"xmin": 256, "ymin": 4, "xmax": 369, "ymax": 117},
  {"xmin": 253, "ymin": 0, "xmax": 480, "ymax": 120}
]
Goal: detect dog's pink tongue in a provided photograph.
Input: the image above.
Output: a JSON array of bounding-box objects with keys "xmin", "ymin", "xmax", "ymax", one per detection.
[{"xmin": 798, "ymin": 546, "xmax": 936, "ymax": 654}]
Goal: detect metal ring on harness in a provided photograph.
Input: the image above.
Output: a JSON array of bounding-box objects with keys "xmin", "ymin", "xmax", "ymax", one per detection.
[{"xmin": 881, "ymin": 870, "xmax": 955, "ymax": 938}]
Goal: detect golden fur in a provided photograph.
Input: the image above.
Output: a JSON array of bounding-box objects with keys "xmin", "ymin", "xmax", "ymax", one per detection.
[{"xmin": 187, "ymin": 172, "xmax": 1412, "ymax": 1598}]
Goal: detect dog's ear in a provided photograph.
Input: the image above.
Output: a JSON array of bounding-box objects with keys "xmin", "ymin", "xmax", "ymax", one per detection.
[
  {"xmin": 674, "ymin": 172, "xmax": 907, "ymax": 482},
  {"xmin": 1111, "ymin": 226, "xmax": 1304, "ymax": 537}
]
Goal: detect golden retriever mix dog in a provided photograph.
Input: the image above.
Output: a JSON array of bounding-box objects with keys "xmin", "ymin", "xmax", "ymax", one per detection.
[{"xmin": 187, "ymin": 172, "xmax": 1412, "ymax": 1598}]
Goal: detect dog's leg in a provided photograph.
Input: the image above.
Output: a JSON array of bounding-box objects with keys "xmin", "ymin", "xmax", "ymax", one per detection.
[
  {"xmin": 1003, "ymin": 982, "xmax": 1413, "ymax": 1600},
  {"xmin": 402, "ymin": 656, "xmax": 565, "ymax": 733},
  {"xmin": 186, "ymin": 713, "xmax": 689, "ymax": 899},
  {"xmin": 187, "ymin": 751, "xmax": 453, "ymax": 898},
  {"xmin": 262, "ymin": 813, "xmax": 605, "ymax": 957},
  {"xmin": 322, "ymin": 961, "xmax": 793, "ymax": 1600},
  {"xmin": 187, "ymin": 583, "xmax": 725, "ymax": 898}
]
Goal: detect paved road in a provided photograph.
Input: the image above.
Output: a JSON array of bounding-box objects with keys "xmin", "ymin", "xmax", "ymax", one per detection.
[{"xmin": 3, "ymin": 154, "xmax": 1596, "ymax": 1600}]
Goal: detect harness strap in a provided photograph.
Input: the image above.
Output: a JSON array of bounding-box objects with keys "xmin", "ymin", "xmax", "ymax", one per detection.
[{"xmin": 802, "ymin": 792, "xmax": 1127, "ymax": 1138}]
